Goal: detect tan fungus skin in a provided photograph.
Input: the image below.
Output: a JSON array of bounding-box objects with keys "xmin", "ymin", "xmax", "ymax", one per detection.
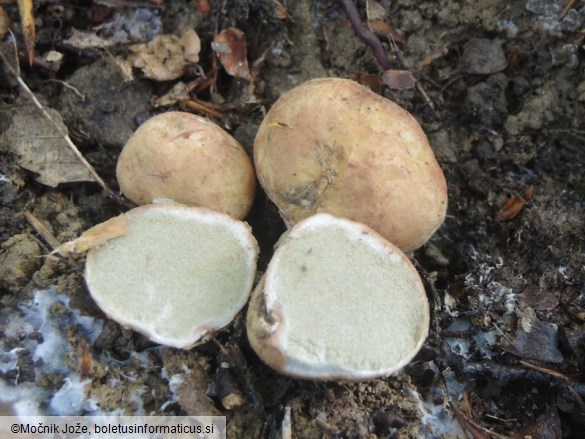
[
  {"xmin": 117, "ymin": 112, "xmax": 256, "ymax": 220},
  {"xmin": 247, "ymin": 277, "xmax": 289, "ymax": 372},
  {"xmin": 254, "ymin": 78, "xmax": 448, "ymax": 252}
]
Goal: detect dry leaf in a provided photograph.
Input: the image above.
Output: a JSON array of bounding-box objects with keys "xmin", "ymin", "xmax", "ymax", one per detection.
[
  {"xmin": 2, "ymin": 105, "xmax": 95, "ymax": 186},
  {"xmin": 382, "ymin": 69, "xmax": 416, "ymax": 90},
  {"xmin": 496, "ymin": 186, "xmax": 533, "ymax": 221},
  {"xmin": 126, "ymin": 29, "xmax": 201, "ymax": 81},
  {"xmin": 212, "ymin": 28, "xmax": 251, "ymax": 80},
  {"xmin": 368, "ymin": 20, "xmax": 407, "ymax": 44},
  {"xmin": 520, "ymin": 286, "xmax": 558, "ymax": 312},
  {"xmin": 496, "ymin": 194, "xmax": 526, "ymax": 221},
  {"xmin": 53, "ymin": 214, "xmax": 127, "ymax": 256},
  {"xmin": 366, "ymin": 0, "xmax": 387, "ymax": 21},
  {"xmin": 460, "ymin": 38, "xmax": 507, "ymax": 75},
  {"xmin": 0, "ymin": 36, "xmax": 116, "ymax": 199}
]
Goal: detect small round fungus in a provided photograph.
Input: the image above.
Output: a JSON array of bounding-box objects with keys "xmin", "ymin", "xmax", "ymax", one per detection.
[
  {"xmin": 85, "ymin": 204, "xmax": 258, "ymax": 349},
  {"xmin": 247, "ymin": 213, "xmax": 429, "ymax": 380},
  {"xmin": 254, "ymin": 78, "xmax": 447, "ymax": 252},
  {"xmin": 117, "ymin": 111, "xmax": 256, "ymax": 220}
]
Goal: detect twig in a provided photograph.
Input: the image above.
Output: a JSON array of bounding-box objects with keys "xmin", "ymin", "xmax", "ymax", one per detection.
[
  {"xmin": 46, "ymin": 79, "xmax": 86, "ymax": 101},
  {"xmin": 519, "ymin": 360, "xmax": 569, "ymax": 380},
  {"xmin": 16, "ymin": 0, "xmax": 35, "ymax": 65},
  {"xmin": 340, "ymin": 0, "xmax": 394, "ymax": 70},
  {"xmin": 484, "ymin": 414, "xmax": 517, "ymax": 423},
  {"xmin": 282, "ymin": 406, "xmax": 292, "ymax": 439},
  {"xmin": 182, "ymin": 98, "xmax": 224, "ymax": 120},
  {"xmin": 416, "ymin": 47, "xmax": 449, "ymax": 70},
  {"xmin": 24, "ymin": 210, "xmax": 81, "ymax": 270},
  {"xmin": 560, "ymin": 0, "xmax": 577, "ymax": 20},
  {"xmin": 435, "ymin": 368, "xmax": 509, "ymax": 439},
  {"xmin": 24, "ymin": 211, "xmax": 62, "ymax": 250},
  {"xmin": 448, "ymin": 401, "xmax": 505, "ymax": 439}
]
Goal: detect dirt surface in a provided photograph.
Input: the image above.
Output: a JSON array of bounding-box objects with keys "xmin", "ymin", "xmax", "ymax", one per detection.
[{"xmin": 1, "ymin": 0, "xmax": 584, "ymax": 437}]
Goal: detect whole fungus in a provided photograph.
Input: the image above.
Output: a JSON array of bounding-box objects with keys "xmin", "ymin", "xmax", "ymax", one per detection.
[
  {"xmin": 84, "ymin": 203, "xmax": 258, "ymax": 349},
  {"xmin": 254, "ymin": 78, "xmax": 447, "ymax": 252},
  {"xmin": 117, "ymin": 111, "xmax": 256, "ymax": 220},
  {"xmin": 246, "ymin": 213, "xmax": 429, "ymax": 380}
]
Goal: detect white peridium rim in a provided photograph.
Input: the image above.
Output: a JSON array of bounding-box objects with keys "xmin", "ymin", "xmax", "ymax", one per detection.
[{"xmin": 85, "ymin": 204, "xmax": 258, "ymax": 349}]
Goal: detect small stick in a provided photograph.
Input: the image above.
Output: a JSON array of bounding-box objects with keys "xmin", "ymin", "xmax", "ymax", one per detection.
[
  {"xmin": 416, "ymin": 47, "xmax": 449, "ymax": 70},
  {"xmin": 46, "ymin": 79, "xmax": 86, "ymax": 101},
  {"xmin": 414, "ymin": 80, "xmax": 435, "ymax": 111},
  {"xmin": 448, "ymin": 401, "xmax": 502, "ymax": 439},
  {"xmin": 484, "ymin": 414, "xmax": 517, "ymax": 423},
  {"xmin": 519, "ymin": 360, "xmax": 569, "ymax": 380},
  {"xmin": 182, "ymin": 98, "xmax": 224, "ymax": 119},
  {"xmin": 462, "ymin": 389, "xmax": 475, "ymax": 420},
  {"xmin": 79, "ymin": 337, "xmax": 92, "ymax": 378},
  {"xmin": 24, "ymin": 210, "xmax": 81, "ymax": 269},
  {"xmin": 282, "ymin": 406, "xmax": 292, "ymax": 439},
  {"xmin": 560, "ymin": 0, "xmax": 577, "ymax": 20},
  {"xmin": 16, "ymin": 0, "xmax": 35, "ymax": 65},
  {"xmin": 24, "ymin": 211, "xmax": 62, "ymax": 250}
]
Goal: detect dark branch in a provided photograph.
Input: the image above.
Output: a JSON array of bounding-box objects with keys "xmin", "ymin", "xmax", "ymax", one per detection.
[
  {"xmin": 437, "ymin": 342, "xmax": 585, "ymax": 401},
  {"xmin": 340, "ymin": 0, "xmax": 394, "ymax": 70}
]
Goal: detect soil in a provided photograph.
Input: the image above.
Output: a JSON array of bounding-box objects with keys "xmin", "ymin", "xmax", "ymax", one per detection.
[{"xmin": 1, "ymin": 0, "xmax": 584, "ymax": 437}]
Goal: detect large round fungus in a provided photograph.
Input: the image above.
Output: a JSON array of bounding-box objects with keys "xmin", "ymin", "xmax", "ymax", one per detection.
[
  {"xmin": 85, "ymin": 204, "xmax": 258, "ymax": 349},
  {"xmin": 247, "ymin": 214, "xmax": 429, "ymax": 380},
  {"xmin": 254, "ymin": 78, "xmax": 447, "ymax": 252}
]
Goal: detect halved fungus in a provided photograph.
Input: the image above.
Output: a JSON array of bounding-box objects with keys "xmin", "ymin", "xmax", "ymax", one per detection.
[
  {"xmin": 254, "ymin": 78, "xmax": 448, "ymax": 252},
  {"xmin": 247, "ymin": 213, "xmax": 429, "ymax": 380},
  {"xmin": 83, "ymin": 203, "xmax": 258, "ymax": 349}
]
